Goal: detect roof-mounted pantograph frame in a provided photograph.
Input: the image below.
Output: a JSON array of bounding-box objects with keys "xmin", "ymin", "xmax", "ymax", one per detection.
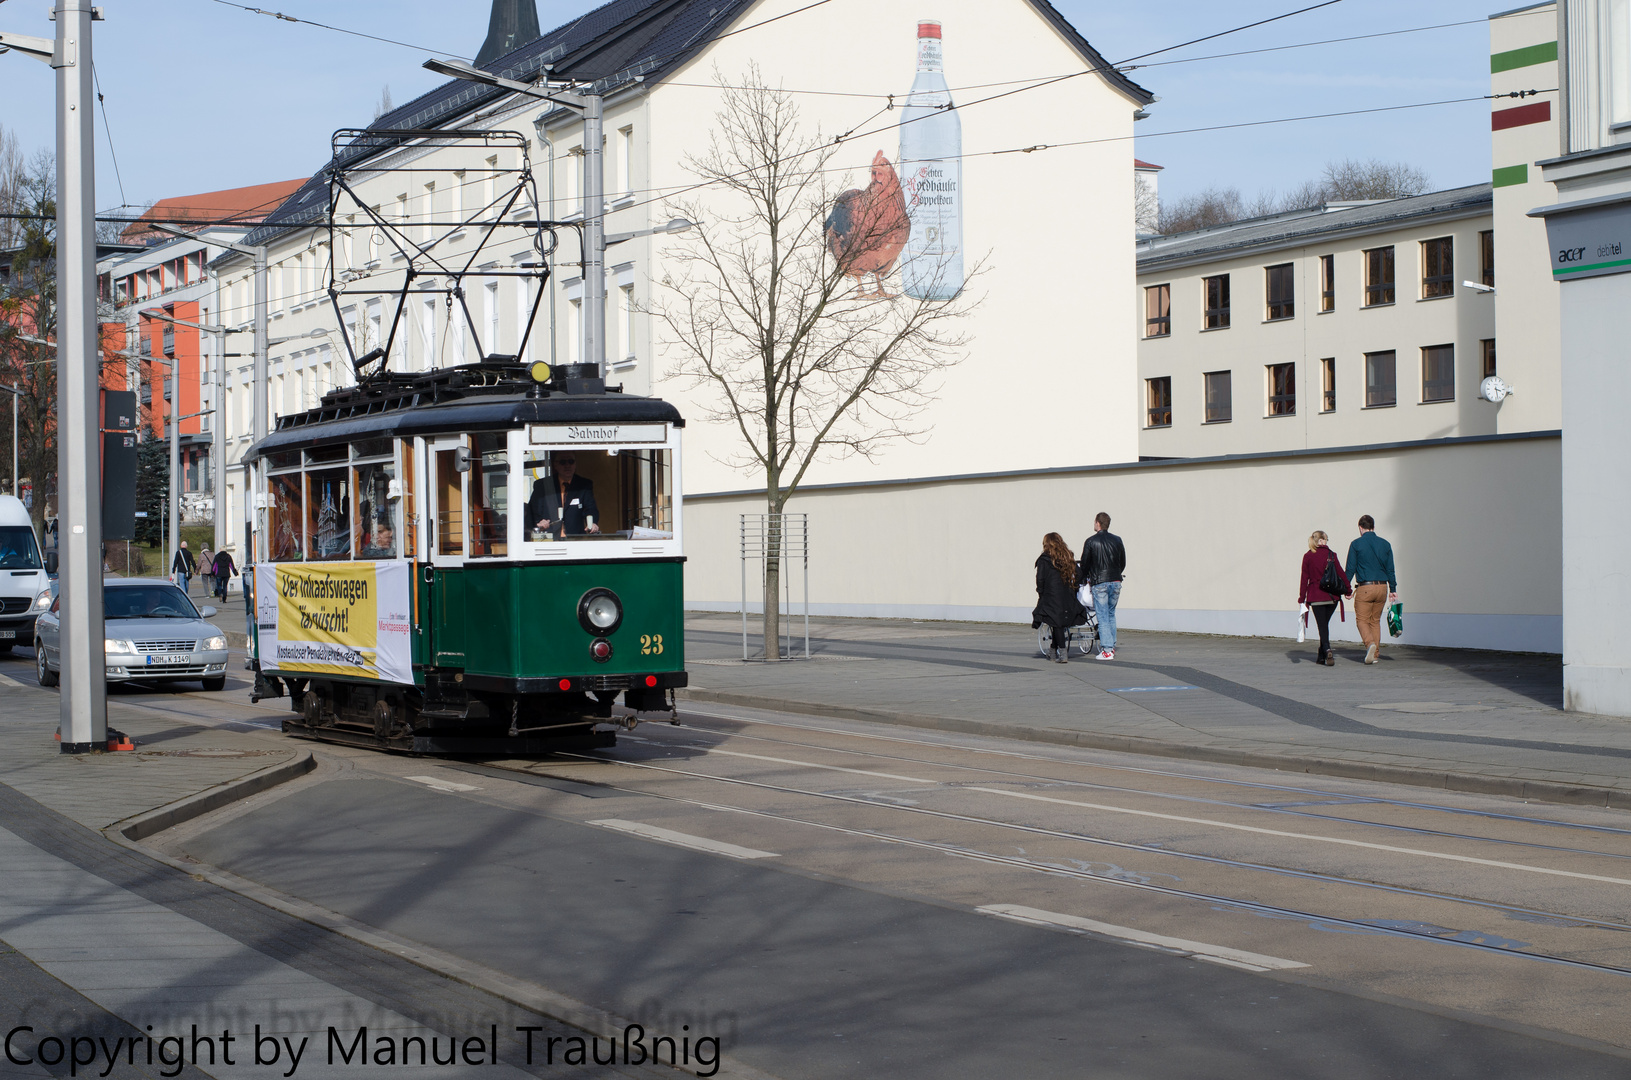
[{"xmin": 324, "ymin": 127, "xmax": 568, "ymax": 382}]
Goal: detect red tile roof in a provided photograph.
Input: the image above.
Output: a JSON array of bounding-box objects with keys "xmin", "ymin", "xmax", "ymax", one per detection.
[
  {"xmin": 1134, "ymin": 159, "xmax": 1163, "ymax": 171},
  {"xmin": 121, "ymin": 179, "xmax": 308, "ymax": 244}
]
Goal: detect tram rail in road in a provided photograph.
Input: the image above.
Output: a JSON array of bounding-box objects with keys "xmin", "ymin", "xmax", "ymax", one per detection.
[{"xmin": 8, "ymin": 644, "xmax": 1631, "ymax": 1076}]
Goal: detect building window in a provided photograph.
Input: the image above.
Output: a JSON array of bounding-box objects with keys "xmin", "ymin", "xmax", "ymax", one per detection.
[
  {"xmin": 1479, "ymin": 230, "xmax": 1494, "ymax": 288},
  {"xmin": 1203, "ymin": 274, "xmax": 1230, "ymax": 329},
  {"xmin": 1144, "ymin": 284, "xmax": 1171, "ymax": 337},
  {"xmin": 620, "ymin": 283, "xmax": 637, "ymax": 361},
  {"xmin": 1204, "ymin": 370, "xmax": 1232, "ymax": 422},
  {"xmin": 1319, "ymin": 254, "xmax": 1334, "ymax": 312},
  {"xmin": 1364, "ymin": 246, "xmax": 1395, "ymax": 306},
  {"xmin": 1365, "ymin": 351, "xmax": 1397, "ymax": 407},
  {"xmin": 1422, "ymin": 344, "xmax": 1455, "ymax": 402},
  {"xmin": 1421, "ymin": 237, "xmax": 1454, "ymax": 298},
  {"xmin": 618, "ymin": 126, "xmax": 634, "ymax": 197},
  {"xmin": 1146, "ymin": 377, "xmax": 1172, "ymax": 428},
  {"xmin": 1481, "ymin": 338, "xmax": 1497, "ymax": 378},
  {"xmin": 1320, "ymin": 358, "xmax": 1336, "ymax": 412},
  {"xmin": 1265, "ymin": 263, "xmax": 1294, "ymax": 320},
  {"xmin": 1267, "ymin": 362, "xmax": 1295, "ymax": 416}
]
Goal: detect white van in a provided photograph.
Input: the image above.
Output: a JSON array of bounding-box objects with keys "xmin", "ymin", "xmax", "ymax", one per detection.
[{"xmin": 0, "ymin": 495, "xmax": 50, "ymax": 655}]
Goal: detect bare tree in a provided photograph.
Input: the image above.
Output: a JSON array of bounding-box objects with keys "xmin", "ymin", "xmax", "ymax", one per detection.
[
  {"xmin": 1134, "ymin": 172, "xmax": 1159, "ymax": 234},
  {"xmin": 0, "ymin": 123, "xmax": 25, "ymax": 251},
  {"xmin": 1158, "ymin": 186, "xmax": 1247, "ymax": 233},
  {"xmin": 373, "ymin": 84, "xmax": 394, "ymax": 121},
  {"xmin": 1320, "ymin": 158, "xmax": 1430, "ymax": 201},
  {"xmin": 0, "ymin": 152, "xmax": 60, "ymax": 528},
  {"xmin": 653, "ymin": 74, "xmax": 978, "ymax": 658},
  {"xmin": 1156, "ymin": 159, "xmax": 1433, "ymax": 234}
]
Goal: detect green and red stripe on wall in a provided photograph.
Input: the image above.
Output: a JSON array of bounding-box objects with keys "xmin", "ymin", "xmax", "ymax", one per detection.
[{"xmin": 1490, "ymin": 40, "xmax": 1558, "ymax": 188}]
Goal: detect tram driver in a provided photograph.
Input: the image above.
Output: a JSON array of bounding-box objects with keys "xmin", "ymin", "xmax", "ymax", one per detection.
[{"xmin": 527, "ymin": 450, "xmax": 600, "ymax": 540}]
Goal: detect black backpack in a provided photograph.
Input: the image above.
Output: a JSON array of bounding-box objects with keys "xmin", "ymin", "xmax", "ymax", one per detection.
[{"xmin": 1318, "ymin": 553, "xmax": 1345, "ymax": 597}]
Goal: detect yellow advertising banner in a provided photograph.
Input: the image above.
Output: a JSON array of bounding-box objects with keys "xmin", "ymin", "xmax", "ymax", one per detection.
[{"xmin": 255, "ymin": 561, "xmax": 412, "ymax": 683}]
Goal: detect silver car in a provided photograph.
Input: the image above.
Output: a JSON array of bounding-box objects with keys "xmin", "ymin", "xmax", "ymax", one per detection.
[{"xmin": 35, "ymin": 578, "xmax": 231, "ymax": 691}]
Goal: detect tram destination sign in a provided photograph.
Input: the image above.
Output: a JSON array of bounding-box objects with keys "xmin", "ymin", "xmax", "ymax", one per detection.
[{"xmin": 529, "ymin": 422, "xmax": 667, "ymax": 445}]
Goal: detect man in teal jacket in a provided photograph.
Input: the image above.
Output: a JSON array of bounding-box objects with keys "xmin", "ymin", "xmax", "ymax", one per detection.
[{"xmin": 1345, "ymin": 515, "xmax": 1397, "ymax": 665}]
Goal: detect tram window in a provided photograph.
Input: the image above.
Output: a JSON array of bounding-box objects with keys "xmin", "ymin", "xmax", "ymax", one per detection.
[
  {"xmin": 520, "ymin": 448, "xmax": 672, "ymax": 541},
  {"xmin": 434, "ymin": 448, "xmax": 464, "ymax": 557},
  {"xmin": 355, "ymin": 461, "xmax": 397, "ymax": 558},
  {"xmin": 305, "ymin": 444, "xmax": 348, "ymax": 466},
  {"xmin": 351, "ymin": 438, "xmax": 392, "ymax": 459},
  {"xmin": 469, "ymin": 433, "xmax": 507, "ymax": 557},
  {"xmin": 306, "ymin": 467, "xmax": 351, "ymax": 560},
  {"xmin": 268, "ymin": 473, "xmax": 304, "ymax": 561},
  {"xmin": 266, "ymin": 450, "xmax": 301, "ymax": 471}
]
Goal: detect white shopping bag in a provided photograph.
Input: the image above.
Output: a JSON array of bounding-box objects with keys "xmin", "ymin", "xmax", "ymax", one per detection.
[
  {"xmin": 1296, "ymin": 603, "xmax": 1308, "ymax": 643},
  {"xmin": 1078, "ymin": 583, "xmax": 1094, "ymax": 609}
]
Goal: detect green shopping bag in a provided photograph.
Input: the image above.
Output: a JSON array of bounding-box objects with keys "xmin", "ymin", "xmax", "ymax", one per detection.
[{"xmin": 1386, "ymin": 601, "xmax": 1403, "ymax": 638}]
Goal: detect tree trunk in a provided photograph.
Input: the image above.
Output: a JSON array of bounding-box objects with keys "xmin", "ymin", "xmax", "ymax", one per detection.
[{"xmin": 762, "ymin": 496, "xmax": 782, "ymax": 661}]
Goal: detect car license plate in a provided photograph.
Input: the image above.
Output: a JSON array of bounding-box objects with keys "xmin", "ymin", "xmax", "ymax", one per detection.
[
  {"xmin": 145, "ymin": 654, "xmax": 191, "ymax": 666},
  {"xmin": 0, "ymin": 631, "xmax": 14, "ymax": 640}
]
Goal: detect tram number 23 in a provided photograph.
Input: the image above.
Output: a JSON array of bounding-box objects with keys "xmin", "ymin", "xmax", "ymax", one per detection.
[{"xmin": 640, "ymin": 634, "xmax": 665, "ymax": 656}]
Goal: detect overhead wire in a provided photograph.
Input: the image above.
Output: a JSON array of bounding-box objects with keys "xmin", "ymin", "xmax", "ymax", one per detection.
[
  {"xmin": 90, "ymin": 63, "xmax": 127, "ymax": 209},
  {"xmin": 203, "ymin": 0, "xmax": 471, "ymax": 59}
]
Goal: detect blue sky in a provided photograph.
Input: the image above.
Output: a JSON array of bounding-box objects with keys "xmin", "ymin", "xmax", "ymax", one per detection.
[{"xmin": 0, "ymin": 0, "xmax": 1523, "ymax": 216}]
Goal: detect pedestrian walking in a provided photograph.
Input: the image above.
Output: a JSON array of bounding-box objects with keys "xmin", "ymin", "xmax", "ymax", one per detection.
[
  {"xmin": 171, "ymin": 541, "xmax": 197, "ymax": 594},
  {"xmin": 199, "ymin": 544, "xmax": 214, "ymax": 597},
  {"xmin": 211, "ymin": 546, "xmax": 238, "ymax": 602},
  {"xmin": 1031, "ymin": 533, "xmax": 1085, "ymax": 664},
  {"xmin": 1345, "ymin": 514, "xmax": 1398, "ymax": 665},
  {"xmin": 1298, "ymin": 530, "xmax": 1351, "ymax": 666},
  {"xmin": 1080, "ymin": 512, "xmax": 1126, "ymax": 660}
]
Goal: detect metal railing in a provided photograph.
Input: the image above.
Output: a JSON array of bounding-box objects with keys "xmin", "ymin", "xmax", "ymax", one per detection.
[{"xmin": 739, "ymin": 513, "xmax": 809, "ymax": 660}]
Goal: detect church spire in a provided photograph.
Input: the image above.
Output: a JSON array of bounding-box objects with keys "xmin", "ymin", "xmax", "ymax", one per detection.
[{"xmin": 475, "ymin": 0, "xmax": 542, "ymax": 67}]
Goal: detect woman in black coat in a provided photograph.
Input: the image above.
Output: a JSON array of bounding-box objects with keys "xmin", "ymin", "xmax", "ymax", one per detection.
[{"xmin": 1032, "ymin": 532, "xmax": 1086, "ymax": 663}]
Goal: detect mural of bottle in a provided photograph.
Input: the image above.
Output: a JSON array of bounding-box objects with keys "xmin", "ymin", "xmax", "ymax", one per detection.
[{"xmin": 898, "ymin": 19, "xmax": 964, "ymax": 300}]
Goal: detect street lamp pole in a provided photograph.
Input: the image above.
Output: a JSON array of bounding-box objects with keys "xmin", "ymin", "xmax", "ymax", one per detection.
[
  {"xmin": 145, "ymin": 223, "xmax": 268, "ymax": 562},
  {"xmin": 0, "ymin": 384, "xmax": 18, "ymax": 498},
  {"xmin": 0, "ymin": 2, "xmax": 111, "ymax": 751}
]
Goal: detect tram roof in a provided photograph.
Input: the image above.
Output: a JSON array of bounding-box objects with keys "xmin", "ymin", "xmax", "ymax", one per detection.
[{"xmin": 246, "ymin": 386, "xmax": 683, "ymax": 462}]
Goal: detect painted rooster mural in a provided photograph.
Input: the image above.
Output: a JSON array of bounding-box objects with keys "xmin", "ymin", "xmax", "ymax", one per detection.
[{"xmin": 825, "ymin": 151, "xmax": 911, "ymax": 298}]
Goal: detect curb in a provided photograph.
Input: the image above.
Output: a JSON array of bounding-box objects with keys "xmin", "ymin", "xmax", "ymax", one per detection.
[
  {"xmin": 104, "ymin": 756, "xmax": 784, "ymax": 1080},
  {"xmin": 679, "ymin": 689, "xmax": 1631, "ymax": 812},
  {"xmin": 114, "ymin": 750, "xmax": 316, "ymax": 841}
]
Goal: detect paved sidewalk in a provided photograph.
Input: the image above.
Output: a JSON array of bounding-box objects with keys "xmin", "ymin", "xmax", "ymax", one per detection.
[
  {"xmin": 680, "ymin": 613, "xmax": 1631, "ymax": 809},
  {"xmin": 0, "ymin": 679, "xmax": 688, "ymax": 1079}
]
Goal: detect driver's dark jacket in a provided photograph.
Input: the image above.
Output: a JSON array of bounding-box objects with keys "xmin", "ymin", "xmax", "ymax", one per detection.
[{"xmin": 1079, "ymin": 531, "xmax": 1127, "ymax": 586}]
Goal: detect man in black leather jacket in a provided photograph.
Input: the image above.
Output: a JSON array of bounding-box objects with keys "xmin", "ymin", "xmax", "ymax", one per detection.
[{"xmin": 1079, "ymin": 512, "xmax": 1126, "ymax": 659}]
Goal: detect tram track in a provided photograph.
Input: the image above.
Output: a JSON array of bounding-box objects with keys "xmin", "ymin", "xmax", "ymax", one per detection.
[
  {"xmin": 675, "ymin": 707, "xmax": 1631, "ymax": 840},
  {"xmin": 468, "ymin": 751, "xmax": 1631, "ymax": 981}
]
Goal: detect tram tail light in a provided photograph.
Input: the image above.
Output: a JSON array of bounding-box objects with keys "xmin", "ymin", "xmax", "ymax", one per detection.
[
  {"xmin": 591, "ymin": 639, "xmax": 613, "ymax": 663},
  {"xmin": 645, "ymin": 675, "xmax": 657, "ymax": 687},
  {"xmin": 558, "ymin": 678, "xmax": 572, "ymax": 691}
]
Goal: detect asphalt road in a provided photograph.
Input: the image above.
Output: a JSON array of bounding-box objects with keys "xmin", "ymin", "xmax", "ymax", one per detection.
[{"xmin": 5, "ymin": 646, "xmax": 1630, "ymax": 1079}]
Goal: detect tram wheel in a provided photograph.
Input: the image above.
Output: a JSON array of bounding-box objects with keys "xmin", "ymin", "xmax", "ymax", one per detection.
[
  {"xmin": 302, "ymin": 690, "xmax": 326, "ymax": 727},
  {"xmin": 373, "ymin": 698, "xmax": 397, "ymax": 740}
]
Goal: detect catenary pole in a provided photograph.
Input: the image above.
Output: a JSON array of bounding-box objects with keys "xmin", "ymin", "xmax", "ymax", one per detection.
[
  {"xmin": 580, "ymin": 93, "xmax": 605, "ymax": 374},
  {"xmin": 54, "ymin": 0, "xmax": 107, "ymax": 752}
]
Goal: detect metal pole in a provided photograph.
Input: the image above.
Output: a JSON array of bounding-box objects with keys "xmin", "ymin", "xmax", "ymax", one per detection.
[
  {"xmin": 55, "ymin": 0, "xmax": 106, "ymax": 752},
  {"xmin": 210, "ymin": 272, "xmax": 226, "ymax": 553},
  {"xmin": 581, "ymin": 93, "xmax": 605, "ymax": 374},
  {"xmin": 10, "ymin": 387, "xmax": 15, "ymax": 496},
  {"xmin": 167, "ymin": 366, "xmax": 178, "ymax": 589},
  {"xmin": 251, "ymin": 247, "xmax": 268, "ymax": 563}
]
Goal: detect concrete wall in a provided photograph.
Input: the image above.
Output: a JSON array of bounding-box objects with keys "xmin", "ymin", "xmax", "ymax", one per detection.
[{"xmin": 683, "ymin": 431, "xmax": 1563, "ymax": 653}]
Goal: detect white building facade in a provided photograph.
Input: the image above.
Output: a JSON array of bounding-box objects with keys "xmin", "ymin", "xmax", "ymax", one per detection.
[
  {"xmin": 209, "ymin": 0, "xmax": 1155, "ymax": 561},
  {"xmin": 1137, "ymin": 189, "xmax": 1500, "ymax": 459}
]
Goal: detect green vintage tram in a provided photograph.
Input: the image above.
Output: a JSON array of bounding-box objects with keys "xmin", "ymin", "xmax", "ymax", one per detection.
[{"xmin": 243, "ymin": 361, "xmax": 686, "ymax": 753}]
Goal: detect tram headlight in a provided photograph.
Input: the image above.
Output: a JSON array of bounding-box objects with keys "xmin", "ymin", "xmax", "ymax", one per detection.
[{"xmin": 577, "ymin": 588, "xmax": 623, "ymax": 636}]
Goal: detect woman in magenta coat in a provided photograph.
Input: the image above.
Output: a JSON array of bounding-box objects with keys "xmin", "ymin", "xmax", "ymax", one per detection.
[{"xmin": 1299, "ymin": 530, "xmax": 1351, "ymax": 666}]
